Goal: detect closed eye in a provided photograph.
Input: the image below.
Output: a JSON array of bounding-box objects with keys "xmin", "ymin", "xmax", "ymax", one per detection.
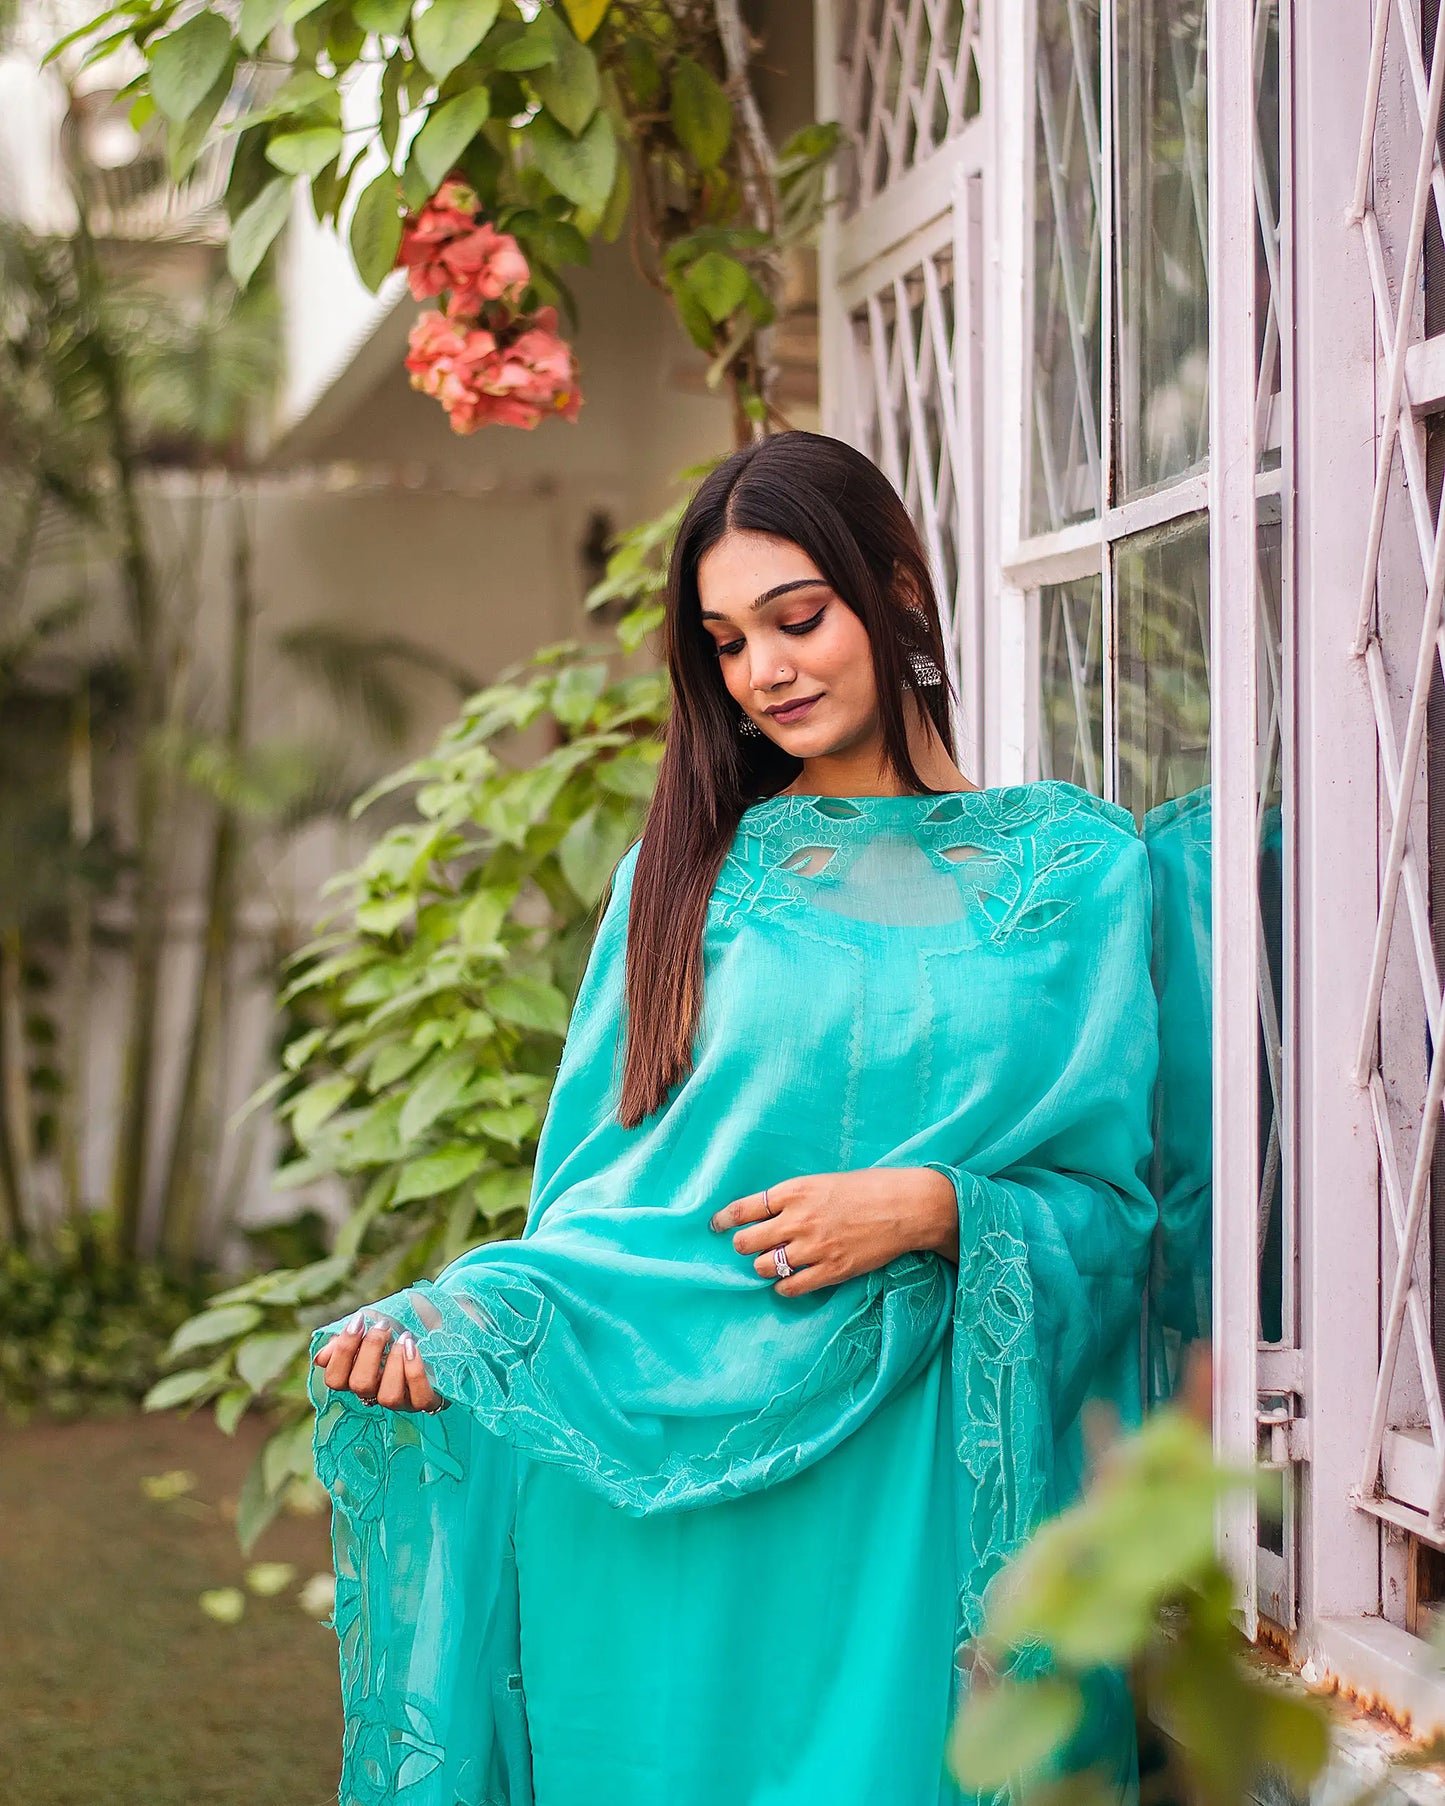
[{"xmin": 711, "ymin": 606, "xmax": 827, "ymax": 658}]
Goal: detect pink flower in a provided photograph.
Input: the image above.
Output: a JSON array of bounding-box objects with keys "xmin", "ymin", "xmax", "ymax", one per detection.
[
  {"xmin": 404, "ymin": 286, "xmax": 582, "ymax": 433},
  {"xmin": 397, "ymin": 181, "xmax": 531, "ymax": 316}
]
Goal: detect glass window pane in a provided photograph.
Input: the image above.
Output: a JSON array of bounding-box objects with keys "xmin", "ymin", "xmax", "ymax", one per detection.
[
  {"xmin": 1028, "ymin": 0, "xmax": 1104, "ymax": 534},
  {"xmin": 1037, "ymin": 576, "xmax": 1104, "ymax": 793},
  {"xmin": 1117, "ymin": 518, "xmax": 1211, "ymax": 816},
  {"xmin": 1255, "ymin": 0, "xmax": 1283, "ymax": 471},
  {"xmin": 1120, "ymin": 521, "xmax": 1211, "ymax": 1402},
  {"xmin": 1114, "ymin": 0, "xmax": 1210, "ymax": 498},
  {"xmin": 1257, "ymin": 517, "xmax": 1286, "ymax": 1346}
]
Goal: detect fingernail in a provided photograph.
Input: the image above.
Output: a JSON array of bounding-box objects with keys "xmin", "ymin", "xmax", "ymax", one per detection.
[
  {"xmin": 345, "ymin": 1310, "xmax": 365, "ymax": 1334},
  {"xmin": 399, "ymin": 1332, "xmax": 417, "ymax": 1358}
]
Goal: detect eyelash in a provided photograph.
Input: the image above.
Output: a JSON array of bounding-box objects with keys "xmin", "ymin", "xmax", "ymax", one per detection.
[{"xmin": 713, "ymin": 605, "xmax": 827, "ymax": 658}]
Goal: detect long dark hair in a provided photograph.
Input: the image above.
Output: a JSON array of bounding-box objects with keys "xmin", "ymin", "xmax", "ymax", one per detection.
[{"xmin": 616, "ymin": 430, "xmax": 957, "ymax": 1128}]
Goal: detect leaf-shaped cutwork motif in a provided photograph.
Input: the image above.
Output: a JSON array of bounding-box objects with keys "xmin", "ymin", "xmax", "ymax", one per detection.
[
  {"xmin": 924, "ymin": 794, "xmax": 969, "ymax": 823},
  {"xmin": 394, "ymin": 1747, "xmax": 443, "ymax": 1788},
  {"xmin": 808, "ymin": 796, "xmax": 864, "ymax": 818},
  {"xmin": 975, "ymin": 891, "xmax": 1011, "ymax": 926},
  {"xmin": 940, "ymin": 844, "xmax": 988, "ymax": 864},
  {"xmin": 1040, "ymin": 838, "xmax": 1106, "ymax": 876},
  {"xmin": 779, "ymin": 844, "xmax": 839, "ymax": 877},
  {"xmin": 1013, "ymin": 898, "xmax": 1073, "ymax": 934}
]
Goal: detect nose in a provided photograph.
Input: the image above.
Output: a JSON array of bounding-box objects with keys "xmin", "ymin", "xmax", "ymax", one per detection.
[{"xmin": 748, "ymin": 638, "xmax": 795, "ymax": 695}]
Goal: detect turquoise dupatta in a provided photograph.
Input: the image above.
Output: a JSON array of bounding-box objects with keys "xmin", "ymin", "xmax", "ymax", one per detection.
[{"xmin": 308, "ymin": 781, "xmax": 1159, "ymax": 1806}]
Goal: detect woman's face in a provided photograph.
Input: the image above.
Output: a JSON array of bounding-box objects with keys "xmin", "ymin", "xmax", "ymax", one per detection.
[{"xmin": 695, "ymin": 529, "xmax": 880, "ymax": 756}]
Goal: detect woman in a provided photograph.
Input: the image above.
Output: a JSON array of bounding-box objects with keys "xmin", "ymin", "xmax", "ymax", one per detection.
[{"xmin": 309, "ymin": 431, "xmax": 1158, "ymax": 1806}]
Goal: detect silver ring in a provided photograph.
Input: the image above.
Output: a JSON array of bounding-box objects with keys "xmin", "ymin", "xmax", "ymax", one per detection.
[
  {"xmin": 360, "ymin": 1395, "xmax": 379, "ymax": 1408},
  {"xmin": 773, "ymin": 1245, "xmax": 794, "ymax": 1279},
  {"xmin": 764, "ymin": 1186, "xmax": 777, "ymax": 1217}
]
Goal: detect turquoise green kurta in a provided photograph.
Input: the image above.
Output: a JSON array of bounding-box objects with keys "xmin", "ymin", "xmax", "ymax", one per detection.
[{"xmin": 309, "ymin": 780, "xmax": 1159, "ymax": 1806}]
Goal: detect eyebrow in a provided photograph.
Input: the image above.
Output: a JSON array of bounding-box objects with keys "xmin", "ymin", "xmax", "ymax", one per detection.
[{"xmin": 699, "ymin": 578, "xmax": 830, "ymax": 622}]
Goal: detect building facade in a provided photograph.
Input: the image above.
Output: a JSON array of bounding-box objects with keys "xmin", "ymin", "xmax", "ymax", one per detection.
[{"xmin": 814, "ymin": 0, "xmax": 1445, "ymax": 1731}]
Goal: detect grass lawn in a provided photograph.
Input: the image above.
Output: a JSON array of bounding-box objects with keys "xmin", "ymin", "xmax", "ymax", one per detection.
[{"xmin": 1, "ymin": 1410, "xmax": 343, "ymax": 1806}]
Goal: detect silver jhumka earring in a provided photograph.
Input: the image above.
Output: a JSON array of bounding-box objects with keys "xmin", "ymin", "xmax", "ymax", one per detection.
[
  {"xmin": 908, "ymin": 647, "xmax": 944, "ymax": 686},
  {"xmin": 738, "ymin": 712, "xmax": 763, "ymax": 737}
]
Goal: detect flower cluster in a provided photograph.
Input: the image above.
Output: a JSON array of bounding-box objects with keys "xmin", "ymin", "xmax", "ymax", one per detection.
[{"xmin": 397, "ymin": 178, "xmax": 582, "ymax": 433}]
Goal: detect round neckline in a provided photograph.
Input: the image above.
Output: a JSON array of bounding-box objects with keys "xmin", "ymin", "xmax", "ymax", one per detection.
[{"xmin": 742, "ymin": 784, "xmax": 1000, "ymax": 814}]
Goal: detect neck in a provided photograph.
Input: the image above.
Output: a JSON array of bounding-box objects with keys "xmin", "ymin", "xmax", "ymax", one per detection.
[{"xmin": 784, "ymin": 695, "xmax": 976, "ymax": 799}]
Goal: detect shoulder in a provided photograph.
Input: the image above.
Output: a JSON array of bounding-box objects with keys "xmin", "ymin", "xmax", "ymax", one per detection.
[{"xmin": 987, "ymin": 781, "xmax": 1150, "ymax": 940}]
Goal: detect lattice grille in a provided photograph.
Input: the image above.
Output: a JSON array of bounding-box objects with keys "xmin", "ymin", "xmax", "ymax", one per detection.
[
  {"xmin": 842, "ymin": 231, "xmax": 976, "ymax": 686},
  {"xmin": 1348, "ymin": 0, "xmax": 1445, "ymax": 1536},
  {"xmin": 1029, "ymin": 0, "xmax": 1103, "ymax": 535},
  {"xmin": 835, "ymin": 0, "xmax": 983, "ymax": 211}
]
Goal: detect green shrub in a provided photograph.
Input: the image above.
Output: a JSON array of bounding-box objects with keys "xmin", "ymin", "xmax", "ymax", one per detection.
[
  {"xmin": 0, "ymin": 1232, "xmax": 205, "ymax": 1421},
  {"xmin": 149, "ymin": 514, "xmax": 676, "ymax": 1546}
]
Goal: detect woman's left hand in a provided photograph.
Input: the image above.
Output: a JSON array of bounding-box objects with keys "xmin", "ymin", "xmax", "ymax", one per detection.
[{"xmin": 709, "ymin": 1167, "xmax": 959, "ymax": 1297}]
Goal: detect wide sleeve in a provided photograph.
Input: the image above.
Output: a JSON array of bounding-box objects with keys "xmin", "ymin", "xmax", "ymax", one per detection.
[{"xmin": 921, "ymin": 819, "xmax": 1159, "ymax": 1646}]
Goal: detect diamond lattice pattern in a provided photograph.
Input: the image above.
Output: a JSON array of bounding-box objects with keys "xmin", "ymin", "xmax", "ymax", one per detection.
[
  {"xmin": 844, "ymin": 235, "xmax": 975, "ymax": 672},
  {"xmin": 1348, "ymin": 0, "xmax": 1445, "ymax": 1533},
  {"xmin": 835, "ymin": 0, "xmax": 983, "ymax": 211}
]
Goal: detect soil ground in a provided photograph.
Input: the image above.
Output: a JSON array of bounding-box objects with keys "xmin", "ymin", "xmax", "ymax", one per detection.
[{"xmin": 1, "ymin": 1410, "xmax": 342, "ymax": 1806}]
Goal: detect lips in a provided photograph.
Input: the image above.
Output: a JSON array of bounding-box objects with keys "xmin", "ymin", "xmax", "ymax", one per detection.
[{"xmin": 765, "ymin": 693, "xmax": 823, "ymax": 725}]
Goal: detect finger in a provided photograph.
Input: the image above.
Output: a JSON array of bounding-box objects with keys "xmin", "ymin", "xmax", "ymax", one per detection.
[
  {"xmin": 751, "ymin": 1239, "xmax": 813, "ymax": 1281},
  {"xmin": 709, "ymin": 1188, "xmax": 780, "ymax": 1233},
  {"xmin": 398, "ymin": 1332, "xmax": 443, "ymax": 1413},
  {"xmin": 321, "ymin": 1310, "xmax": 370, "ymax": 1390},
  {"xmin": 347, "ymin": 1320, "xmax": 394, "ymax": 1400},
  {"xmin": 316, "ymin": 1309, "xmax": 366, "ymax": 1378},
  {"xmin": 375, "ymin": 1341, "xmax": 410, "ymax": 1410},
  {"xmin": 733, "ymin": 1210, "xmax": 800, "ymax": 1256},
  {"xmin": 776, "ymin": 1263, "xmax": 835, "ymax": 1298}
]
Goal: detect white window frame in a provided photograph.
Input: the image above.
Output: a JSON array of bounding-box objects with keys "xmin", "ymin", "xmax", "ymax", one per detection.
[{"xmin": 815, "ymin": 0, "xmax": 1445, "ymax": 1726}]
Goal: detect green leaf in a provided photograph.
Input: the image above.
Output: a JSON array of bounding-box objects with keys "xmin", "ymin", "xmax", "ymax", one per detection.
[
  {"xmin": 167, "ymin": 59, "xmax": 236, "ymax": 183},
  {"xmin": 245, "ymin": 1561, "xmax": 297, "ymax": 1597},
  {"xmin": 550, "ymin": 659, "xmax": 608, "ymax": 727},
  {"xmin": 670, "ymin": 56, "xmax": 732, "ymax": 169},
  {"xmin": 144, "ymin": 1368, "xmax": 216, "ymax": 1411},
  {"xmin": 258, "ymin": 1255, "xmax": 353, "ymax": 1305},
  {"xmin": 227, "ymin": 175, "xmax": 292, "ymax": 288},
  {"xmin": 532, "ymin": 12, "xmax": 599, "ymax": 136},
  {"xmin": 458, "ymin": 885, "xmax": 512, "ymax": 949},
  {"xmin": 380, "ymin": 55, "xmax": 404, "ymax": 157},
  {"xmin": 239, "ymin": 0, "xmax": 289, "ymax": 53},
  {"xmin": 685, "ymin": 250, "xmax": 751, "ymax": 323},
  {"xmin": 283, "ymin": 1028, "xmax": 327, "ymax": 1072},
  {"xmin": 526, "ymin": 108, "xmax": 616, "ymax": 211},
  {"xmin": 356, "ymin": 893, "xmax": 414, "ymax": 936},
  {"xmin": 167, "ymin": 1303, "xmax": 264, "ymax": 1359},
  {"xmin": 266, "ymin": 125, "xmax": 344, "ymax": 177},
  {"xmin": 487, "ymin": 974, "xmax": 569, "ymax": 1038},
  {"xmin": 200, "ymin": 1587, "xmax": 246, "ymax": 1625},
  {"xmin": 492, "ymin": 18, "xmax": 556, "ymax": 71},
  {"xmin": 355, "ymin": 0, "xmax": 412, "ymax": 33},
  {"xmin": 214, "ymin": 1387, "xmax": 250, "ymax": 1435},
  {"xmin": 949, "ymin": 1679, "xmax": 1085, "ymax": 1793},
  {"xmin": 261, "ymin": 1416, "xmax": 316, "ymax": 1496},
  {"xmin": 150, "ymin": 11, "xmax": 235, "ymax": 124},
  {"xmin": 400, "ymin": 1051, "xmax": 474, "ymax": 1144},
  {"xmin": 559, "ymin": 806, "xmax": 635, "ymax": 906},
  {"xmin": 413, "ymin": 0, "xmax": 500, "ymax": 81},
  {"xmin": 1254, "ymin": 1691, "xmax": 1331, "ymax": 1792},
  {"xmin": 411, "ymin": 89, "xmax": 491, "ymax": 194},
  {"xmin": 350, "ymin": 170, "xmax": 404, "ymax": 292},
  {"xmin": 393, "ymin": 1145, "xmax": 487, "ymax": 1203},
  {"xmin": 561, "ymin": 0, "xmax": 609, "ymax": 40},
  {"xmin": 236, "ymin": 1453, "xmax": 282, "ymax": 1552},
  {"xmin": 476, "ymin": 1166, "xmax": 532, "ymax": 1219},
  {"xmin": 236, "ymin": 1330, "xmax": 309, "ymax": 1393},
  {"xmin": 291, "ymin": 1074, "xmax": 355, "ymax": 1143},
  {"xmin": 619, "ymin": 35, "xmax": 661, "ymax": 107}
]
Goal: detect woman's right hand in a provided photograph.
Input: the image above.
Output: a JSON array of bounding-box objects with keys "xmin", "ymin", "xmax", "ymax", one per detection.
[{"xmin": 312, "ymin": 1311, "xmax": 448, "ymax": 1412}]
